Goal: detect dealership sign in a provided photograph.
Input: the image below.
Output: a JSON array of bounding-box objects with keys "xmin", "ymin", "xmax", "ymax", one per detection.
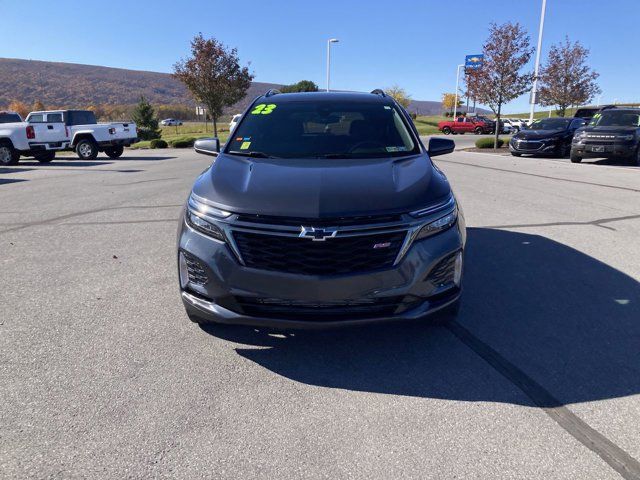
[{"xmin": 465, "ymin": 54, "xmax": 484, "ymax": 70}]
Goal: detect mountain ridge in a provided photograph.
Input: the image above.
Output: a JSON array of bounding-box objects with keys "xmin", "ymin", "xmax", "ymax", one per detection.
[{"xmin": 0, "ymin": 57, "xmax": 488, "ymax": 115}]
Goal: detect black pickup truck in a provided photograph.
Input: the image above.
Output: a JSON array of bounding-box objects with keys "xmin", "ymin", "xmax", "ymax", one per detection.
[{"xmin": 570, "ymin": 107, "xmax": 640, "ymax": 165}]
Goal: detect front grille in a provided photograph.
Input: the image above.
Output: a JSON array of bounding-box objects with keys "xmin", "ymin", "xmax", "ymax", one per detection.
[
  {"xmin": 183, "ymin": 253, "xmax": 208, "ymax": 286},
  {"xmin": 427, "ymin": 252, "xmax": 458, "ymax": 288},
  {"xmin": 232, "ymin": 230, "xmax": 407, "ymax": 275},
  {"xmin": 516, "ymin": 140, "xmax": 542, "ymax": 151},
  {"xmin": 233, "ymin": 295, "xmax": 416, "ymax": 320},
  {"xmin": 235, "ymin": 213, "xmax": 403, "ymax": 227}
]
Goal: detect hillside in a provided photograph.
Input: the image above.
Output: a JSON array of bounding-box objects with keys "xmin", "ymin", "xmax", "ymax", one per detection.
[
  {"xmin": 0, "ymin": 58, "xmax": 281, "ymax": 112},
  {"xmin": 0, "ymin": 57, "xmax": 488, "ymax": 115}
]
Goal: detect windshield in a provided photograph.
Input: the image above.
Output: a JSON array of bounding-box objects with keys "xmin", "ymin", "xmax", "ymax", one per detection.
[
  {"xmin": 529, "ymin": 118, "xmax": 571, "ymax": 130},
  {"xmin": 226, "ymin": 100, "xmax": 419, "ymax": 159},
  {"xmin": 0, "ymin": 113, "xmax": 22, "ymax": 123},
  {"xmin": 589, "ymin": 111, "xmax": 640, "ymax": 127}
]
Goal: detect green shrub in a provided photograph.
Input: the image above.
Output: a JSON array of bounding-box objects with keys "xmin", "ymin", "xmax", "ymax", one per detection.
[
  {"xmin": 475, "ymin": 138, "xmax": 505, "ymax": 149},
  {"xmin": 169, "ymin": 136, "xmax": 196, "ymax": 148},
  {"xmin": 150, "ymin": 139, "xmax": 168, "ymax": 149}
]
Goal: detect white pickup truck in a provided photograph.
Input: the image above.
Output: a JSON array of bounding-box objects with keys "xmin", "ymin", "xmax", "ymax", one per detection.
[
  {"xmin": 0, "ymin": 109, "xmax": 138, "ymax": 165},
  {"xmin": 24, "ymin": 110, "xmax": 138, "ymax": 161}
]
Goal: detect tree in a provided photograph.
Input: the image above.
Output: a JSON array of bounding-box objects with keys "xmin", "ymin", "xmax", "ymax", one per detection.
[
  {"xmin": 385, "ymin": 85, "xmax": 412, "ymax": 109},
  {"xmin": 173, "ymin": 34, "xmax": 254, "ymax": 136},
  {"xmin": 280, "ymin": 80, "xmax": 319, "ymax": 93},
  {"xmin": 8, "ymin": 101, "xmax": 29, "ymax": 119},
  {"xmin": 131, "ymin": 96, "xmax": 161, "ymax": 140},
  {"xmin": 441, "ymin": 93, "xmax": 463, "ymax": 115},
  {"xmin": 538, "ymin": 37, "xmax": 601, "ymax": 117},
  {"xmin": 32, "ymin": 100, "xmax": 46, "ymax": 111},
  {"xmin": 473, "ymin": 23, "xmax": 534, "ymax": 148}
]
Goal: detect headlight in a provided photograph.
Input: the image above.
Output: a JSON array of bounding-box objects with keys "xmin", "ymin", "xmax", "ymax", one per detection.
[
  {"xmin": 185, "ymin": 209, "xmax": 226, "ymax": 242},
  {"xmin": 185, "ymin": 193, "xmax": 229, "ymax": 242},
  {"xmin": 415, "ymin": 208, "xmax": 458, "ymax": 241},
  {"xmin": 618, "ymin": 134, "xmax": 635, "ymax": 141},
  {"xmin": 573, "ymin": 131, "xmax": 585, "ymax": 140}
]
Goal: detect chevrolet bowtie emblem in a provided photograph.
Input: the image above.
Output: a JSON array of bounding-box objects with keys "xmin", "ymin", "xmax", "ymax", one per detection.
[{"xmin": 299, "ymin": 226, "xmax": 339, "ymax": 241}]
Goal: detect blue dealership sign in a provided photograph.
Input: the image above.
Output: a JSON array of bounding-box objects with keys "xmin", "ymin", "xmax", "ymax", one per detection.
[{"xmin": 465, "ymin": 54, "xmax": 484, "ymax": 70}]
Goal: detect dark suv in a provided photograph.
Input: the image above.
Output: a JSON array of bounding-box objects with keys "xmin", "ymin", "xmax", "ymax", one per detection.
[
  {"xmin": 178, "ymin": 90, "xmax": 465, "ymax": 328},
  {"xmin": 570, "ymin": 107, "xmax": 640, "ymax": 165}
]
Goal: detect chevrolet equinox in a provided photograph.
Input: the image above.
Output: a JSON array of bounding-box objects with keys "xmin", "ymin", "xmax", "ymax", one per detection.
[{"xmin": 178, "ymin": 90, "xmax": 465, "ymax": 328}]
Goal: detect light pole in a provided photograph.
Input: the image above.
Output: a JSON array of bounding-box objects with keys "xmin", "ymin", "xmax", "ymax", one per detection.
[
  {"xmin": 529, "ymin": 0, "xmax": 547, "ymax": 124},
  {"xmin": 596, "ymin": 94, "xmax": 603, "ymax": 106},
  {"xmin": 453, "ymin": 64, "xmax": 464, "ymax": 119},
  {"xmin": 326, "ymin": 38, "xmax": 339, "ymax": 92}
]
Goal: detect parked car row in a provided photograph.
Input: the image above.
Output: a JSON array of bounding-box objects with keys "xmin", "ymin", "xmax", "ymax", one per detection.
[
  {"xmin": 508, "ymin": 106, "xmax": 640, "ymax": 165},
  {"xmin": 0, "ymin": 109, "xmax": 138, "ymax": 165}
]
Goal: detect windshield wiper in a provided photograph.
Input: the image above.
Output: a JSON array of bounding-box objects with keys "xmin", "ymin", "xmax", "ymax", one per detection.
[
  {"xmin": 322, "ymin": 153, "xmax": 354, "ymax": 158},
  {"xmin": 227, "ymin": 151, "xmax": 279, "ymax": 159}
]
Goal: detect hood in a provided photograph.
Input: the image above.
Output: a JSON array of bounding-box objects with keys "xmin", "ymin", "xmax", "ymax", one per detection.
[
  {"xmin": 515, "ymin": 129, "xmax": 566, "ymax": 140},
  {"xmin": 191, "ymin": 153, "xmax": 451, "ymax": 218},
  {"xmin": 580, "ymin": 126, "xmax": 638, "ymax": 135}
]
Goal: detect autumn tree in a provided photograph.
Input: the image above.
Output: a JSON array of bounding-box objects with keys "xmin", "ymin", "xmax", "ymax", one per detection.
[
  {"xmin": 441, "ymin": 93, "xmax": 463, "ymax": 115},
  {"xmin": 280, "ymin": 80, "xmax": 319, "ymax": 93},
  {"xmin": 383, "ymin": 85, "xmax": 411, "ymax": 109},
  {"xmin": 173, "ymin": 34, "xmax": 254, "ymax": 136},
  {"xmin": 538, "ymin": 37, "xmax": 601, "ymax": 117},
  {"xmin": 473, "ymin": 23, "xmax": 534, "ymax": 148},
  {"xmin": 32, "ymin": 100, "xmax": 46, "ymax": 111},
  {"xmin": 8, "ymin": 101, "xmax": 29, "ymax": 119}
]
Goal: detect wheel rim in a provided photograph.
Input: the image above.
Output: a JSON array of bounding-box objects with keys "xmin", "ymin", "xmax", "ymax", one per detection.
[
  {"xmin": 0, "ymin": 146, "xmax": 12, "ymax": 164},
  {"xmin": 79, "ymin": 143, "xmax": 92, "ymax": 157}
]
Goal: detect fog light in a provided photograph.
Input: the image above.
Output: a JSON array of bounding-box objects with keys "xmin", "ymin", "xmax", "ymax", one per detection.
[
  {"xmin": 179, "ymin": 251, "xmax": 189, "ymax": 289},
  {"xmin": 453, "ymin": 251, "xmax": 463, "ymax": 286}
]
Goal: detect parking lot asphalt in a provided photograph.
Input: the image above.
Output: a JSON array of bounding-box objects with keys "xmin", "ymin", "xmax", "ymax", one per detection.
[{"xmin": 1, "ymin": 149, "xmax": 639, "ymax": 479}]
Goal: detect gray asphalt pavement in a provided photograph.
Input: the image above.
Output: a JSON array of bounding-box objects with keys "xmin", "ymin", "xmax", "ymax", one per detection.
[{"xmin": 1, "ymin": 149, "xmax": 639, "ymax": 479}]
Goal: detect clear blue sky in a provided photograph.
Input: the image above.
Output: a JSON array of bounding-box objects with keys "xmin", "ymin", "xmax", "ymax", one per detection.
[{"xmin": 2, "ymin": 0, "xmax": 637, "ymax": 113}]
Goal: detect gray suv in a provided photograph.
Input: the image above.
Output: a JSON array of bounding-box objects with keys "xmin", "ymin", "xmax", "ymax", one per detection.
[{"xmin": 178, "ymin": 90, "xmax": 465, "ymax": 328}]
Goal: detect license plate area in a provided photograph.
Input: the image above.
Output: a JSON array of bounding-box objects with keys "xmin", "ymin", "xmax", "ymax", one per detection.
[{"xmin": 590, "ymin": 145, "xmax": 605, "ymax": 153}]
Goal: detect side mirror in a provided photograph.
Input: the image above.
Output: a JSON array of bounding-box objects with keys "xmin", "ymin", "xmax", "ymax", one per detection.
[
  {"xmin": 428, "ymin": 137, "xmax": 455, "ymax": 157},
  {"xmin": 194, "ymin": 137, "xmax": 220, "ymax": 157}
]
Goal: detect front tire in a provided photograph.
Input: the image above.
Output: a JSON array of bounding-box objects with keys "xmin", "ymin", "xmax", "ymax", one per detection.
[
  {"xmin": 0, "ymin": 143, "xmax": 19, "ymax": 166},
  {"xmin": 35, "ymin": 151, "xmax": 55, "ymax": 163},
  {"xmin": 570, "ymin": 150, "xmax": 583, "ymax": 163},
  {"xmin": 104, "ymin": 146, "xmax": 124, "ymax": 159},
  {"xmin": 76, "ymin": 139, "xmax": 98, "ymax": 160},
  {"xmin": 442, "ymin": 127, "xmax": 451, "ymax": 135},
  {"xmin": 474, "ymin": 127, "xmax": 483, "ymax": 135}
]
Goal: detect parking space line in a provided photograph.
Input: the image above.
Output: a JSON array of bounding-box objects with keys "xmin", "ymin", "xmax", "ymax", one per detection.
[{"xmin": 447, "ymin": 321, "xmax": 640, "ymax": 480}]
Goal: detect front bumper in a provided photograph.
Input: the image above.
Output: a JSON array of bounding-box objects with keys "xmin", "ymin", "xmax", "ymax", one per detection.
[
  {"xmin": 178, "ymin": 216, "xmax": 466, "ymax": 328},
  {"xmin": 509, "ymin": 138, "xmax": 560, "ymax": 154},
  {"xmin": 571, "ymin": 142, "xmax": 636, "ymax": 158}
]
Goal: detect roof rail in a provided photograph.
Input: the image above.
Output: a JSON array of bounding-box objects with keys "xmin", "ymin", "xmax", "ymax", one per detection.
[
  {"xmin": 370, "ymin": 89, "xmax": 386, "ymax": 97},
  {"xmin": 599, "ymin": 105, "xmax": 617, "ymax": 111},
  {"xmin": 265, "ymin": 89, "xmax": 281, "ymax": 97}
]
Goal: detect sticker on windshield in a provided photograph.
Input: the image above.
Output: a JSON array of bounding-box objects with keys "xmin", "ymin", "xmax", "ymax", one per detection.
[
  {"xmin": 251, "ymin": 104, "xmax": 277, "ymax": 115},
  {"xmin": 386, "ymin": 146, "xmax": 408, "ymax": 152},
  {"xmin": 240, "ymin": 141, "xmax": 251, "ymax": 150}
]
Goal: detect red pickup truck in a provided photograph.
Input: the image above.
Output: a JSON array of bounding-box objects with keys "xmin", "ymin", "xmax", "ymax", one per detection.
[{"xmin": 438, "ymin": 116, "xmax": 494, "ymax": 135}]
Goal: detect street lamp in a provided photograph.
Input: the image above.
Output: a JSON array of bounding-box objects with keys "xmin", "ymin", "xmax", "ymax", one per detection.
[
  {"xmin": 326, "ymin": 38, "xmax": 339, "ymax": 92},
  {"xmin": 529, "ymin": 0, "xmax": 547, "ymax": 124},
  {"xmin": 453, "ymin": 64, "xmax": 464, "ymax": 120}
]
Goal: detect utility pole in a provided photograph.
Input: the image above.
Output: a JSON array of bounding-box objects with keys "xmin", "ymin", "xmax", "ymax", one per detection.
[
  {"xmin": 453, "ymin": 64, "xmax": 464, "ymax": 119},
  {"xmin": 326, "ymin": 39, "xmax": 339, "ymax": 92},
  {"xmin": 529, "ymin": 0, "xmax": 547, "ymax": 124}
]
